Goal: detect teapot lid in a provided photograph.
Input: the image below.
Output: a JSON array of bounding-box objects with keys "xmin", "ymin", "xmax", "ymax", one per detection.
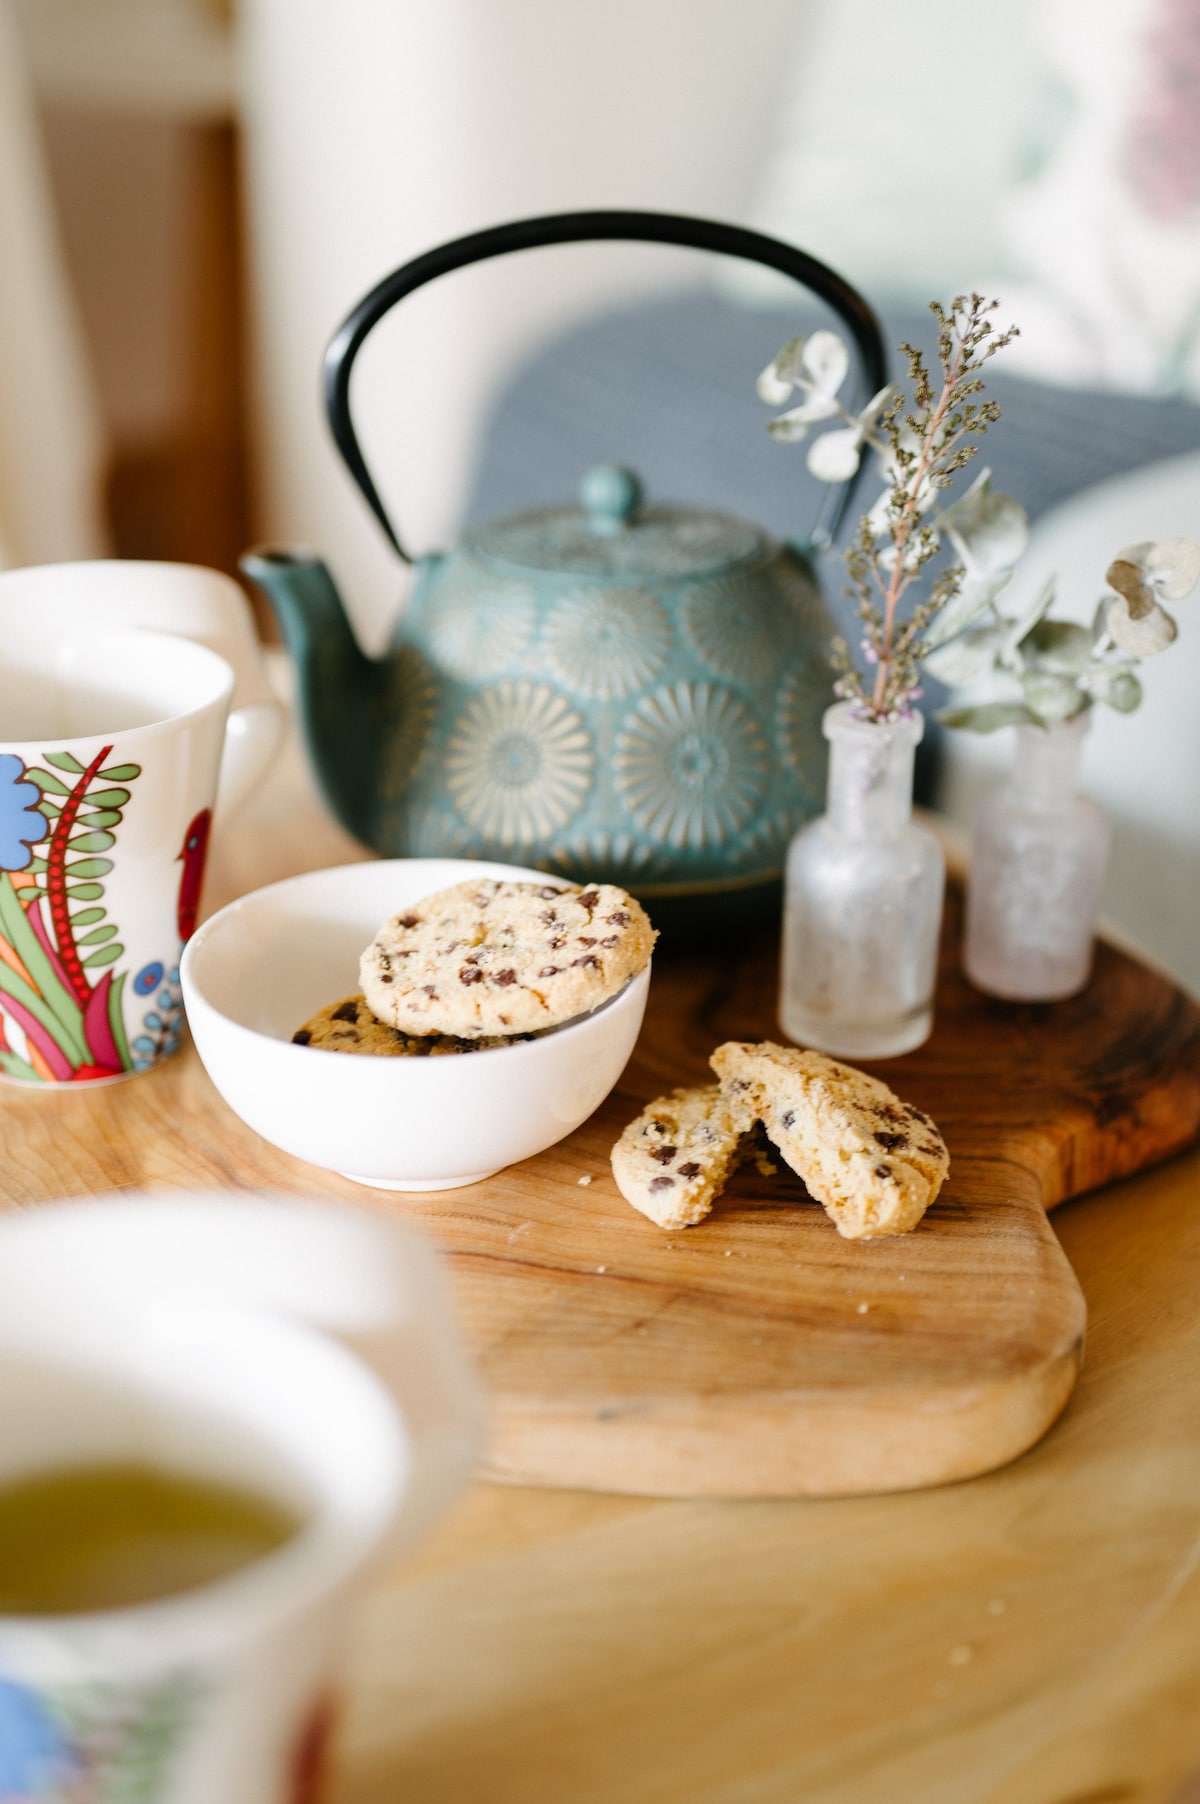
[{"xmin": 463, "ymin": 465, "xmax": 770, "ymax": 582}]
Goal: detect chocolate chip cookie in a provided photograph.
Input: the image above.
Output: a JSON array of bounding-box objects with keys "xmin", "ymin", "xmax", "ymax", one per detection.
[
  {"xmin": 359, "ymin": 879, "xmax": 656, "ymax": 1038},
  {"xmin": 610, "ymin": 1084, "xmax": 757, "ymax": 1229},
  {"xmin": 711, "ymin": 1040, "xmax": 949, "ymax": 1239},
  {"xmin": 291, "ymin": 994, "xmax": 520, "ymax": 1056}
]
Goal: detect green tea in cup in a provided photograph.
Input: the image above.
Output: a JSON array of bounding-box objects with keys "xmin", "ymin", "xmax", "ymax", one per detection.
[{"xmin": 0, "ymin": 1461, "xmax": 302, "ymax": 1616}]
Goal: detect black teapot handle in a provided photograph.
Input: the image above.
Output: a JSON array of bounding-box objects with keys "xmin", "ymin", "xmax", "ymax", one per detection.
[{"xmin": 324, "ymin": 209, "xmax": 887, "ymax": 565}]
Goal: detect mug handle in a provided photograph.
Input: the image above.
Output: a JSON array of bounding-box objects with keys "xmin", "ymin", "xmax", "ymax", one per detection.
[{"xmin": 216, "ymin": 699, "xmax": 284, "ymax": 818}]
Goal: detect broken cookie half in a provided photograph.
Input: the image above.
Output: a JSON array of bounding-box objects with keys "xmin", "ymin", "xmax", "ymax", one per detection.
[
  {"xmin": 711, "ymin": 1041, "xmax": 949, "ymax": 1240},
  {"xmin": 610, "ymin": 1084, "xmax": 757, "ymax": 1229}
]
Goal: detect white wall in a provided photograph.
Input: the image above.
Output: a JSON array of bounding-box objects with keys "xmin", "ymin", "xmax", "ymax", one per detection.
[{"xmin": 238, "ymin": 0, "xmax": 804, "ymax": 650}]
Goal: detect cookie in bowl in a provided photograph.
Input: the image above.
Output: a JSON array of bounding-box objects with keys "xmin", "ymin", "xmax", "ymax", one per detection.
[
  {"xmin": 292, "ymin": 994, "xmax": 524, "ymax": 1056},
  {"xmin": 181, "ymin": 859, "xmax": 653, "ymax": 1191},
  {"xmin": 360, "ymin": 879, "xmax": 656, "ymax": 1038}
]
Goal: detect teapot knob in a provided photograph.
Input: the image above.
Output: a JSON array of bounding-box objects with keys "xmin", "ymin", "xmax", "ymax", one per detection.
[{"xmin": 580, "ymin": 464, "xmax": 642, "ymax": 535}]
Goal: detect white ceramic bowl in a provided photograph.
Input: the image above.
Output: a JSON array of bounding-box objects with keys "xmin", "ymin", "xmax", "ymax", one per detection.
[{"xmin": 181, "ymin": 859, "xmax": 651, "ymax": 1191}]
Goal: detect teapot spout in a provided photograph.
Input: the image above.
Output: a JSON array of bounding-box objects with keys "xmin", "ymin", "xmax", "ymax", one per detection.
[{"xmin": 241, "ymin": 547, "xmax": 381, "ymax": 843}]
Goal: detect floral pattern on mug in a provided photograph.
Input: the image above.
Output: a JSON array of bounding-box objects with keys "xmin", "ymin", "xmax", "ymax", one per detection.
[
  {"xmin": 0, "ymin": 748, "xmax": 206, "ymax": 1086},
  {"xmin": 0, "ymin": 1669, "xmax": 200, "ymax": 1801}
]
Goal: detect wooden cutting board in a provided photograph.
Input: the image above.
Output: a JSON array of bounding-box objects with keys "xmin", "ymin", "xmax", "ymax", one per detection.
[
  {"xmin": 389, "ymin": 882, "xmax": 1200, "ymax": 1499},
  {"xmin": 3, "ymin": 886, "xmax": 1198, "ymax": 1499}
]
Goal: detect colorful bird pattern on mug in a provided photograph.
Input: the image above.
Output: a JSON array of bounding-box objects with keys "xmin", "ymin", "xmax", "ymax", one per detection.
[
  {"xmin": 0, "ymin": 1670, "xmax": 199, "ymax": 1802},
  {"xmin": 0, "ymin": 749, "xmax": 208, "ymax": 1085}
]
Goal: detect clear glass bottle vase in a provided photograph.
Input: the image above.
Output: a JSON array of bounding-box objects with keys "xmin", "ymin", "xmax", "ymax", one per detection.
[
  {"xmin": 779, "ymin": 702, "xmax": 945, "ymax": 1058},
  {"xmin": 964, "ymin": 713, "xmax": 1110, "ymax": 1002}
]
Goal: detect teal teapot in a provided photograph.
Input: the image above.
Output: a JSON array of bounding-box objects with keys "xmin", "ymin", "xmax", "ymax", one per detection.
[{"xmin": 243, "ymin": 211, "xmax": 885, "ymax": 915}]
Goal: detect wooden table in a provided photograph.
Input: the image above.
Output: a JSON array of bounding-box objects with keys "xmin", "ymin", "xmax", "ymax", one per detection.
[{"xmin": 4, "ymin": 722, "xmax": 1200, "ymax": 1804}]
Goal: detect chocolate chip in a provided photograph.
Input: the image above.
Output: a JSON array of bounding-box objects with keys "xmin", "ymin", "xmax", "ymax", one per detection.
[
  {"xmin": 606, "ymin": 910, "xmax": 629, "ymax": 926},
  {"xmin": 421, "ymin": 985, "xmax": 438, "ymax": 998},
  {"xmin": 600, "ymin": 935, "xmax": 619, "ymax": 948},
  {"xmin": 535, "ymin": 886, "xmax": 561, "ymax": 899},
  {"xmin": 398, "ymin": 913, "xmax": 421, "ymax": 928},
  {"xmin": 781, "ymin": 1109, "xmax": 796, "ymax": 1129},
  {"xmin": 539, "ymin": 909, "xmax": 557, "ymax": 925},
  {"xmin": 538, "ymin": 965, "xmax": 560, "ymax": 977},
  {"xmin": 291, "ymin": 1029, "xmax": 312, "ymax": 1044},
  {"xmin": 379, "ymin": 974, "xmax": 394, "ymax": 984},
  {"xmin": 911, "ymin": 1108, "xmax": 932, "ymax": 1126},
  {"xmin": 649, "ymin": 1176, "xmax": 675, "ymax": 1193},
  {"xmin": 919, "ymin": 1142, "xmax": 943, "ymax": 1157},
  {"xmin": 493, "ymin": 969, "xmax": 517, "ymax": 985},
  {"xmin": 572, "ymin": 955, "xmax": 601, "ymax": 969},
  {"xmin": 331, "ymin": 1002, "xmax": 359, "ymax": 1023},
  {"xmin": 650, "ymin": 1146, "xmax": 677, "ymax": 1164},
  {"xmin": 577, "ymin": 890, "xmax": 599, "ymax": 909},
  {"xmin": 459, "ymin": 967, "xmax": 484, "ymax": 985},
  {"xmin": 677, "ymin": 1161, "xmax": 701, "ymax": 1178},
  {"xmin": 874, "ymin": 1130, "xmax": 908, "ymax": 1151},
  {"xmin": 729, "ymin": 1079, "xmax": 749, "ymax": 1094},
  {"xmin": 549, "ymin": 935, "xmax": 566, "ymax": 950},
  {"xmin": 578, "ymin": 936, "xmax": 598, "ymax": 947},
  {"xmin": 875, "ymin": 1164, "xmax": 892, "ymax": 1179}
]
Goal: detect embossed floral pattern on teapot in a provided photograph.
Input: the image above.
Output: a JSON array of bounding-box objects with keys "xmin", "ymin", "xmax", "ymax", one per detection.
[{"xmin": 243, "ymin": 212, "xmax": 886, "ymax": 908}]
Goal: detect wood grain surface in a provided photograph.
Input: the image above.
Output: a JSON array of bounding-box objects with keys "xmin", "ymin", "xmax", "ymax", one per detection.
[
  {"xmin": 2, "ymin": 757, "xmax": 1197, "ymax": 1498},
  {"xmin": 5, "ymin": 714, "xmax": 1200, "ymax": 1798}
]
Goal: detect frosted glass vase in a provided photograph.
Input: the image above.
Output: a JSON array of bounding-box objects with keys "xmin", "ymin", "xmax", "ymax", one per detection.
[
  {"xmin": 964, "ymin": 714, "xmax": 1110, "ymax": 1002},
  {"xmin": 779, "ymin": 703, "xmax": 945, "ymax": 1059}
]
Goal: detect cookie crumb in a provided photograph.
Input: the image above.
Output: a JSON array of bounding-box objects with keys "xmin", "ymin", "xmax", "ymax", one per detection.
[
  {"xmin": 986, "ymin": 1598, "xmax": 1006, "ymax": 1616},
  {"xmin": 948, "ymin": 1645, "xmax": 973, "ymax": 1667},
  {"xmin": 856, "ymin": 1302, "xmax": 870, "ymax": 1315},
  {"xmin": 576, "ymin": 1173, "xmax": 593, "ymax": 1187},
  {"xmin": 596, "ymin": 1264, "xmax": 607, "ymax": 1274}
]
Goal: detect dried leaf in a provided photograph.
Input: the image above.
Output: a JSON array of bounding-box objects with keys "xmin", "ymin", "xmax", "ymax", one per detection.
[
  {"xmin": 1089, "ymin": 665, "xmax": 1143, "ymax": 713},
  {"xmin": 922, "ymin": 622, "xmax": 1004, "ymax": 685},
  {"xmin": 1105, "ymin": 557, "xmax": 1153, "ymax": 618},
  {"xmin": 767, "ymin": 393, "xmax": 842, "ymax": 440},
  {"xmin": 1106, "ymin": 594, "xmax": 1178, "ymax": 656},
  {"xmin": 1022, "ymin": 669, "xmax": 1087, "ymax": 721},
  {"xmin": 1023, "ymin": 619, "xmax": 1094, "ymax": 675},
  {"xmin": 806, "ymin": 427, "xmax": 863, "ymax": 482},
  {"xmin": 924, "ymin": 569, "xmax": 1011, "ymax": 649},
  {"xmin": 756, "ymin": 346, "xmax": 798, "ymax": 406},
  {"xmin": 1002, "ymin": 575, "xmax": 1057, "ymax": 663},
  {"xmin": 938, "ymin": 700, "xmax": 1040, "ymax": 733},
  {"xmin": 1110, "ymin": 537, "xmax": 1200, "ymax": 604},
  {"xmin": 800, "ymin": 330, "xmax": 850, "ymax": 396},
  {"xmin": 941, "ymin": 470, "xmax": 1029, "ymax": 576}
]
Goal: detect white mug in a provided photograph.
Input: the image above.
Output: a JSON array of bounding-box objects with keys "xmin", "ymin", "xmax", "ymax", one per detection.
[
  {"xmin": 0, "ymin": 626, "xmax": 261, "ymax": 1085},
  {"xmin": 0, "ymin": 1192, "xmax": 482, "ymax": 1804}
]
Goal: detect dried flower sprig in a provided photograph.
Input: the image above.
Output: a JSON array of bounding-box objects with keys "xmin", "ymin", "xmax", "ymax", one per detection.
[
  {"xmin": 758, "ymin": 296, "xmax": 1020, "ymax": 723},
  {"xmin": 932, "ymin": 537, "xmax": 1200, "ymax": 731}
]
